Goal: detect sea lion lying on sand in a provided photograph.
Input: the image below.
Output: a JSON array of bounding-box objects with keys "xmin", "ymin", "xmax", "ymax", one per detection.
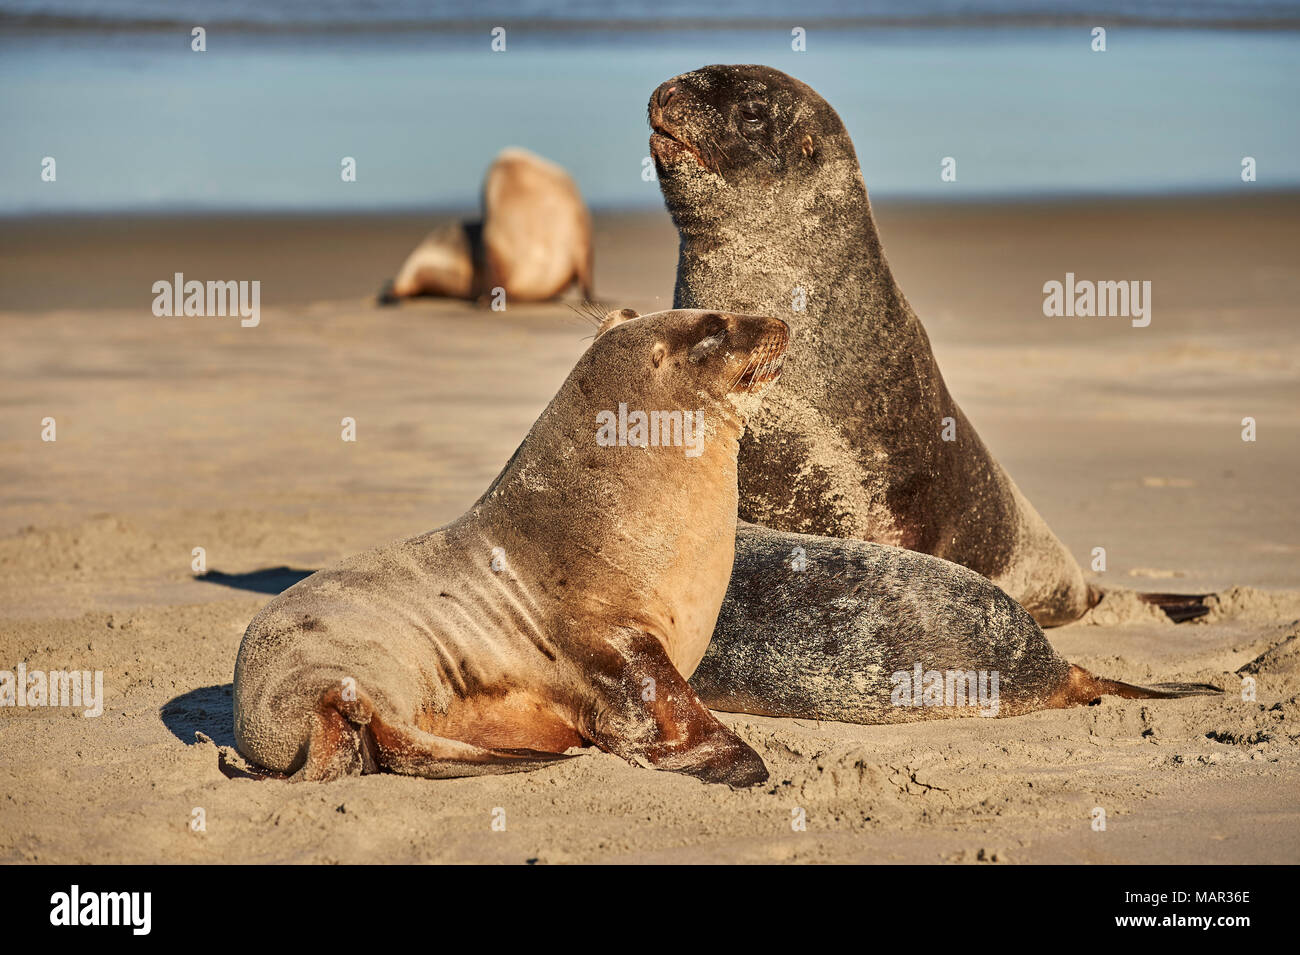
[
  {"xmin": 234, "ymin": 307, "xmax": 787, "ymax": 786},
  {"xmin": 694, "ymin": 522, "xmax": 1220, "ymax": 723}
]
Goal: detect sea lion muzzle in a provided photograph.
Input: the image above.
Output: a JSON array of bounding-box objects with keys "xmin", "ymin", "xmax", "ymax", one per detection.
[
  {"xmin": 649, "ymin": 80, "xmax": 721, "ymax": 173},
  {"xmin": 729, "ymin": 319, "xmax": 788, "ymax": 394}
]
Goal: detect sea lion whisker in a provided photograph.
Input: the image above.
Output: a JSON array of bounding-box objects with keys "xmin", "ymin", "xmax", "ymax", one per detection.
[
  {"xmin": 701, "ymin": 133, "xmax": 729, "ymax": 174},
  {"xmin": 728, "ymin": 356, "xmax": 750, "ymax": 390},
  {"xmin": 750, "ymin": 350, "xmax": 776, "ymax": 392},
  {"xmin": 584, "ymin": 300, "xmax": 613, "ymax": 323},
  {"xmin": 566, "ymin": 302, "xmax": 602, "ymax": 328},
  {"xmin": 743, "ymin": 352, "xmax": 764, "ymax": 393},
  {"xmin": 713, "ymin": 132, "xmax": 737, "ymax": 173},
  {"xmin": 750, "ymin": 352, "xmax": 775, "ymax": 392},
  {"xmin": 730, "ymin": 351, "xmax": 759, "ymax": 391}
]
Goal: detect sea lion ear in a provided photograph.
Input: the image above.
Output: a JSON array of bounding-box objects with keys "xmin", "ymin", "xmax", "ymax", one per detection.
[
  {"xmin": 596, "ymin": 307, "xmax": 640, "ymax": 339},
  {"xmin": 800, "ymin": 133, "xmax": 816, "ymax": 159}
]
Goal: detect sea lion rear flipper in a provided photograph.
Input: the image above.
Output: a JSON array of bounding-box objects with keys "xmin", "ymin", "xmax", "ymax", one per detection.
[
  {"xmin": 1054, "ymin": 665, "xmax": 1222, "ymax": 706},
  {"xmin": 580, "ymin": 627, "xmax": 769, "ymax": 788},
  {"xmin": 1136, "ymin": 591, "xmax": 1212, "ymax": 623},
  {"xmin": 1139, "ymin": 682, "xmax": 1224, "ymax": 697}
]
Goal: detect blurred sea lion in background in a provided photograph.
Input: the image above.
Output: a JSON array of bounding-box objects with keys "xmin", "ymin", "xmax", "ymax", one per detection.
[{"xmin": 380, "ymin": 147, "xmax": 594, "ymax": 305}]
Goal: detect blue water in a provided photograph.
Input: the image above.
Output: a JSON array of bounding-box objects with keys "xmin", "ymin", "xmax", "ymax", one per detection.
[
  {"xmin": 4, "ymin": 0, "xmax": 1299, "ymax": 28},
  {"xmin": 2, "ymin": 13, "xmax": 1298, "ymax": 213}
]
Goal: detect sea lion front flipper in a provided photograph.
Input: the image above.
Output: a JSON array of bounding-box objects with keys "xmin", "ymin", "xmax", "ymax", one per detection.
[
  {"xmin": 581, "ymin": 627, "xmax": 769, "ymax": 788},
  {"xmin": 291, "ymin": 687, "xmax": 573, "ymax": 781},
  {"xmin": 365, "ymin": 713, "xmax": 574, "ymax": 779}
]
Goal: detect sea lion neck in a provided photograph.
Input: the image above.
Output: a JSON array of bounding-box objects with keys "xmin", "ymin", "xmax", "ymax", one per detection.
[
  {"xmin": 476, "ymin": 374, "xmax": 743, "ymax": 592},
  {"xmin": 471, "ymin": 380, "xmax": 742, "ymax": 676},
  {"xmin": 669, "ymin": 162, "xmax": 919, "ymax": 368}
]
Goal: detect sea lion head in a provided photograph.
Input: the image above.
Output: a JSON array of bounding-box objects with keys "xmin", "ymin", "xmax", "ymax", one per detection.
[
  {"xmin": 481, "ymin": 307, "xmax": 790, "ymax": 633},
  {"xmin": 593, "ymin": 307, "xmax": 789, "ymax": 411},
  {"xmin": 481, "ymin": 306, "xmax": 789, "ymax": 506},
  {"xmin": 648, "ymin": 64, "xmax": 857, "ymax": 232}
]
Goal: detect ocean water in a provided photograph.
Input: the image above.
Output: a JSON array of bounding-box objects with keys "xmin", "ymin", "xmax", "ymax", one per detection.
[
  {"xmin": 4, "ymin": 0, "xmax": 1300, "ymax": 28},
  {"xmin": 2, "ymin": 1, "xmax": 1298, "ymax": 212}
]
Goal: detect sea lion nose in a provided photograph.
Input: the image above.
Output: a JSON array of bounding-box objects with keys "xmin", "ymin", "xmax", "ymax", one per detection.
[{"xmin": 655, "ymin": 83, "xmax": 678, "ymax": 108}]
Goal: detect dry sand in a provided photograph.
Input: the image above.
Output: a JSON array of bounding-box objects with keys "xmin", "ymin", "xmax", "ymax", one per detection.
[{"xmin": 1, "ymin": 195, "xmax": 1297, "ymax": 863}]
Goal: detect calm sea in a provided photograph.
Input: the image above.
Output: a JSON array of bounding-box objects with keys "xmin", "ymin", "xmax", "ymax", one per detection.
[{"xmin": 2, "ymin": 0, "xmax": 1298, "ymax": 212}]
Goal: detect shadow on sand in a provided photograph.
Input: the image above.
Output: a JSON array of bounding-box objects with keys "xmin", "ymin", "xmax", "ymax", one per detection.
[
  {"xmin": 161, "ymin": 683, "xmax": 237, "ymax": 748},
  {"xmin": 166, "ymin": 567, "xmax": 316, "ymax": 748},
  {"xmin": 195, "ymin": 566, "xmax": 314, "ymax": 594}
]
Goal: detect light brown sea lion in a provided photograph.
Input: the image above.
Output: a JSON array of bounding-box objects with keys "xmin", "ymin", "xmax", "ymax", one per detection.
[
  {"xmin": 648, "ymin": 63, "xmax": 1206, "ymax": 627},
  {"xmin": 380, "ymin": 147, "xmax": 593, "ymax": 305},
  {"xmin": 232, "ymin": 307, "xmax": 788, "ymax": 786}
]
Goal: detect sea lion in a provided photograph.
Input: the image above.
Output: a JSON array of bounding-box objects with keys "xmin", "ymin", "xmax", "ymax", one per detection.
[
  {"xmin": 649, "ymin": 64, "xmax": 1205, "ymax": 627},
  {"xmin": 577, "ymin": 316, "xmax": 1215, "ymax": 723},
  {"xmin": 692, "ymin": 522, "xmax": 1219, "ymax": 723},
  {"xmin": 233, "ymin": 307, "xmax": 788, "ymax": 786},
  {"xmin": 380, "ymin": 146, "xmax": 593, "ymax": 305},
  {"xmin": 381, "ymin": 220, "xmax": 480, "ymax": 301}
]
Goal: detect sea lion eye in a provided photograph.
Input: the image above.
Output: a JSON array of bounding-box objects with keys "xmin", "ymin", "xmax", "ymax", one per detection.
[
  {"xmin": 688, "ymin": 316, "xmax": 727, "ymax": 363},
  {"xmin": 695, "ymin": 314, "xmax": 728, "ymax": 341},
  {"xmin": 738, "ymin": 104, "xmax": 764, "ymax": 125}
]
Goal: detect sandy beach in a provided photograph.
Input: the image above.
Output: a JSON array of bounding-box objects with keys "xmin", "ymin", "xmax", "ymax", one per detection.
[{"xmin": 1, "ymin": 195, "xmax": 1297, "ymax": 863}]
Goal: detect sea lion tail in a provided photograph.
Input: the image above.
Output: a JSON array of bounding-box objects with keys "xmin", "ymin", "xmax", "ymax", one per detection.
[{"xmin": 1057, "ymin": 664, "xmax": 1222, "ymax": 705}]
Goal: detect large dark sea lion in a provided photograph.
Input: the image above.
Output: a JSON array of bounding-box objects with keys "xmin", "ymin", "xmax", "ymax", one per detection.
[
  {"xmin": 381, "ymin": 147, "xmax": 593, "ymax": 305},
  {"xmin": 233, "ymin": 307, "xmax": 788, "ymax": 786},
  {"xmin": 649, "ymin": 63, "xmax": 1205, "ymax": 627}
]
